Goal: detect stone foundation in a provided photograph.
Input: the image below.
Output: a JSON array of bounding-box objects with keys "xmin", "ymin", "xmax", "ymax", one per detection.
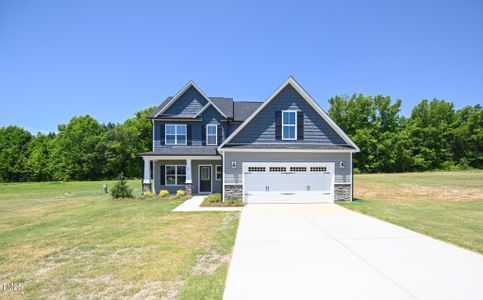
[
  {"xmin": 224, "ymin": 185, "xmax": 243, "ymax": 201},
  {"xmin": 185, "ymin": 183, "xmax": 192, "ymax": 196},
  {"xmin": 334, "ymin": 184, "xmax": 352, "ymax": 201},
  {"xmin": 142, "ymin": 183, "xmax": 151, "ymax": 193}
]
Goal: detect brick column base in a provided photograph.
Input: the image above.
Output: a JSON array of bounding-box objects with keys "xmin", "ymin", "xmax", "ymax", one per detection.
[
  {"xmin": 185, "ymin": 183, "xmax": 193, "ymax": 196},
  {"xmin": 142, "ymin": 183, "xmax": 151, "ymax": 193}
]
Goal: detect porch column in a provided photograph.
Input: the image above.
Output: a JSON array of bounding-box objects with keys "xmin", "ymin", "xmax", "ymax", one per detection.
[
  {"xmin": 185, "ymin": 159, "xmax": 193, "ymax": 195},
  {"xmin": 142, "ymin": 158, "xmax": 151, "ymax": 193}
]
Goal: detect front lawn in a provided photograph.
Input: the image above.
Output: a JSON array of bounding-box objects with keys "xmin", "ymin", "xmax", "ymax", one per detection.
[
  {"xmin": 339, "ymin": 171, "xmax": 483, "ymax": 254},
  {"xmin": 0, "ymin": 180, "xmax": 239, "ymax": 299}
]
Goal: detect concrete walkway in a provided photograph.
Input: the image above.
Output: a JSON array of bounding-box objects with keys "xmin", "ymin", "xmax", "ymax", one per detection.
[
  {"xmin": 172, "ymin": 195, "xmax": 242, "ymax": 212},
  {"xmin": 224, "ymin": 204, "xmax": 483, "ymax": 300}
]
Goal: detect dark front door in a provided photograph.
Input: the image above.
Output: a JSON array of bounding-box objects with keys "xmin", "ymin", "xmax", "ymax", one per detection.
[{"xmin": 199, "ymin": 166, "xmax": 212, "ymax": 193}]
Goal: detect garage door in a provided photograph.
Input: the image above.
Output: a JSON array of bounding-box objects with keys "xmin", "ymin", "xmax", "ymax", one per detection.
[{"xmin": 243, "ymin": 162, "xmax": 334, "ymax": 204}]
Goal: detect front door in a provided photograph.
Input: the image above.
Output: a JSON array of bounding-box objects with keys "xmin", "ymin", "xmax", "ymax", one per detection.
[{"xmin": 199, "ymin": 165, "xmax": 212, "ymax": 193}]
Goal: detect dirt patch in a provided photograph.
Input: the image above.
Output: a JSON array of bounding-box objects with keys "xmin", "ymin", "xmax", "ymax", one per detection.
[
  {"xmin": 355, "ymin": 182, "xmax": 483, "ymax": 202},
  {"xmin": 191, "ymin": 253, "xmax": 229, "ymax": 276},
  {"xmin": 222, "ymin": 214, "xmax": 237, "ymax": 226}
]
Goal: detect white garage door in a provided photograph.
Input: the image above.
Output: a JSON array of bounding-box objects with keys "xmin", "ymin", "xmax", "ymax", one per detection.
[{"xmin": 243, "ymin": 162, "xmax": 334, "ymax": 204}]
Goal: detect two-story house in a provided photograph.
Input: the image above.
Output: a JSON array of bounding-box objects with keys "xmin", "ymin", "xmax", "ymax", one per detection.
[{"xmin": 138, "ymin": 77, "xmax": 359, "ymax": 203}]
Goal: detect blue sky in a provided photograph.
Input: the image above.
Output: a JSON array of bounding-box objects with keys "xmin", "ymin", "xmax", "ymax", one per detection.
[{"xmin": 0, "ymin": 0, "xmax": 482, "ymax": 133}]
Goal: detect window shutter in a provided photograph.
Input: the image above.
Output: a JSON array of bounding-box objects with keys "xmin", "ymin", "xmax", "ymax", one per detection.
[
  {"xmin": 160, "ymin": 123, "xmax": 165, "ymax": 145},
  {"xmin": 217, "ymin": 125, "xmax": 222, "ymax": 145},
  {"xmin": 201, "ymin": 125, "xmax": 206, "ymax": 146},
  {"xmin": 275, "ymin": 111, "xmax": 282, "ymax": 140},
  {"xmin": 160, "ymin": 165, "xmax": 165, "ymax": 185},
  {"xmin": 187, "ymin": 124, "xmax": 192, "ymax": 145},
  {"xmin": 297, "ymin": 112, "xmax": 304, "ymax": 140}
]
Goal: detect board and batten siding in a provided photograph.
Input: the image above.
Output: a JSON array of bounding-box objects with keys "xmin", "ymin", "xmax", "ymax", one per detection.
[
  {"xmin": 224, "ymin": 152, "xmax": 351, "ymax": 184},
  {"xmin": 163, "ymin": 86, "xmax": 208, "ymax": 115},
  {"xmin": 229, "ymin": 84, "xmax": 346, "ymax": 145}
]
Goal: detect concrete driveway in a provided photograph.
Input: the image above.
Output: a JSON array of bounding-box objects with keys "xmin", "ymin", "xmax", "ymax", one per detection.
[{"xmin": 224, "ymin": 204, "xmax": 483, "ymax": 300}]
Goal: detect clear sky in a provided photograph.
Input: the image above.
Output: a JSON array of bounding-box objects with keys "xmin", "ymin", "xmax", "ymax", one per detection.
[{"xmin": 0, "ymin": 0, "xmax": 482, "ymax": 133}]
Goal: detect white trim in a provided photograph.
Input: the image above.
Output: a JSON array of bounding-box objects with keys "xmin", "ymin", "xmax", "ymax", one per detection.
[
  {"xmin": 152, "ymin": 121, "xmax": 155, "ymax": 151},
  {"xmin": 206, "ymin": 124, "xmax": 217, "ymax": 145},
  {"xmin": 155, "ymin": 81, "xmax": 228, "ymax": 118},
  {"xmin": 165, "ymin": 165, "xmax": 187, "ymax": 186},
  {"xmin": 198, "ymin": 165, "xmax": 213, "ymax": 194},
  {"xmin": 223, "ymin": 183, "xmax": 243, "ymax": 186},
  {"xmin": 350, "ymin": 152, "xmax": 353, "ymax": 200},
  {"xmin": 281, "ymin": 110, "xmax": 297, "ymax": 140},
  {"xmin": 194, "ymin": 103, "xmax": 211, "ymax": 117},
  {"xmin": 165, "ymin": 124, "xmax": 187, "ymax": 145},
  {"xmin": 218, "ymin": 76, "xmax": 359, "ymax": 151},
  {"xmin": 140, "ymin": 155, "xmax": 221, "ymax": 160},
  {"xmin": 215, "ymin": 165, "xmax": 222, "ymax": 180},
  {"xmin": 218, "ymin": 148, "xmax": 357, "ymax": 153}
]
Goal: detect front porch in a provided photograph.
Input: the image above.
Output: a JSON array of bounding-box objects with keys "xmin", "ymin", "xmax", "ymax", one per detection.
[{"xmin": 141, "ymin": 155, "xmax": 222, "ymax": 196}]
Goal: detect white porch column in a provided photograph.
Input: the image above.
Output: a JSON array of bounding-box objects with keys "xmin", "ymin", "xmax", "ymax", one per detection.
[
  {"xmin": 185, "ymin": 159, "xmax": 192, "ymax": 184},
  {"xmin": 143, "ymin": 158, "xmax": 151, "ymax": 184}
]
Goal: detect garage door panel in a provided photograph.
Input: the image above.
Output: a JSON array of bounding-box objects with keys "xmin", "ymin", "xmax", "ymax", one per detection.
[{"xmin": 243, "ymin": 163, "xmax": 334, "ymax": 204}]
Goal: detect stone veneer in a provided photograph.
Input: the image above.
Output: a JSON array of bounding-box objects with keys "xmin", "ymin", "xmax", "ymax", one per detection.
[
  {"xmin": 334, "ymin": 184, "xmax": 352, "ymax": 201},
  {"xmin": 224, "ymin": 185, "xmax": 243, "ymax": 201},
  {"xmin": 185, "ymin": 183, "xmax": 192, "ymax": 196},
  {"xmin": 142, "ymin": 183, "xmax": 151, "ymax": 193}
]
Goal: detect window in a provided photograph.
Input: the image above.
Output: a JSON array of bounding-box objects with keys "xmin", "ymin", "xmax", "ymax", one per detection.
[
  {"xmin": 310, "ymin": 166, "xmax": 327, "ymax": 172},
  {"xmin": 165, "ymin": 124, "xmax": 187, "ymax": 145},
  {"xmin": 248, "ymin": 167, "xmax": 265, "ymax": 172},
  {"xmin": 282, "ymin": 110, "xmax": 297, "ymax": 140},
  {"xmin": 206, "ymin": 124, "xmax": 217, "ymax": 145},
  {"xmin": 290, "ymin": 166, "xmax": 307, "ymax": 172},
  {"xmin": 165, "ymin": 165, "xmax": 186, "ymax": 185},
  {"xmin": 216, "ymin": 165, "xmax": 222, "ymax": 180},
  {"xmin": 269, "ymin": 166, "xmax": 286, "ymax": 172}
]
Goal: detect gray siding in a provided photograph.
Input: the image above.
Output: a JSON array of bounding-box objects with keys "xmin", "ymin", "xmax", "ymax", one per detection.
[
  {"xmin": 153, "ymin": 106, "xmax": 228, "ymax": 150},
  {"xmin": 153, "ymin": 160, "xmax": 222, "ymax": 194},
  {"xmin": 163, "ymin": 86, "xmax": 208, "ymax": 115},
  {"xmin": 224, "ymin": 152, "xmax": 351, "ymax": 184},
  {"xmin": 229, "ymin": 84, "xmax": 346, "ymax": 145}
]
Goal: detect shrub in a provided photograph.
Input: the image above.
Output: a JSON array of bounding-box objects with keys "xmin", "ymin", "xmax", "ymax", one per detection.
[
  {"xmin": 176, "ymin": 189, "xmax": 186, "ymax": 197},
  {"xmin": 159, "ymin": 190, "xmax": 169, "ymax": 198},
  {"xmin": 143, "ymin": 191, "xmax": 153, "ymax": 198},
  {"xmin": 110, "ymin": 174, "xmax": 133, "ymax": 198},
  {"xmin": 201, "ymin": 193, "xmax": 243, "ymax": 207}
]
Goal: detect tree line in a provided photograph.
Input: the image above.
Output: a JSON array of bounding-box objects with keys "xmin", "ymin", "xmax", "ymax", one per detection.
[{"xmin": 0, "ymin": 96, "xmax": 481, "ymax": 182}]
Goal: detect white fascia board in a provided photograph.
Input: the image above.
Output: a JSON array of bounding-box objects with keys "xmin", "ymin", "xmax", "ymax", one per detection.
[
  {"xmin": 194, "ymin": 103, "xmax": 212, "ymax": 117},
  {"xmin": 218, "ymin": 148, "xmax": 357, "ymax": 153},
  {"xmin": 218, "ymin": 76, "xmax": 360, "ymax": 152},
  {"xmin": 139, "ymin": 155, "xmax": 222, "ymax": 160},
  {"xmin": 155, "ymin": 81, "xmax": 227, "ymax": 118}
]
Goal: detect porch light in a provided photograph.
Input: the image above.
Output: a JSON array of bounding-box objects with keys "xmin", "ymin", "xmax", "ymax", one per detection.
[
  {"xmin": 340, "ymin": 162, "xmax": 345, "ymax": 168},
  {"xmin": 232, "ymin": 162, "xmax": 237, "ymax": 169}
]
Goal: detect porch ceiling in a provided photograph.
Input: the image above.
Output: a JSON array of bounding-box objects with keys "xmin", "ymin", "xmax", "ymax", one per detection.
[{"xmin": 138, "ymin": 146, "xmax": 218, "ymax": 156}]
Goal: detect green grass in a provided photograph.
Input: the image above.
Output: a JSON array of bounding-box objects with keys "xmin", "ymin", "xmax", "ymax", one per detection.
[
  {"xmin": 339, "ymin": 171, "xmax": 483, "ymax": 254},
  {"xmin": 201, "ymin": 193, "xmax": 244, "ymax": 207},
  {"xmin": 0, "ymin": 180, "xmax": 239, "ymax": 299}
]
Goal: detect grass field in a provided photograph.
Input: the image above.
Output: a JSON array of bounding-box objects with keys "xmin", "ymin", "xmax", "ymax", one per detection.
[
  {"xmin": 339, "ymin": 171, "xmax": 483, "ymax": 254},
  {"xmin": 0, "ymin": 181, "xmax": 239, "ymax": 299}
]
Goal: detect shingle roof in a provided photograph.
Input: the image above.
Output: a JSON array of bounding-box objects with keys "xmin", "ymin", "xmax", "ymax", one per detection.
[
  {"xmin": 221, "ymin": 144, "xmax": 357, "ymax": 150},
  {"xmin": 138, "ymin": 146, "xmax": 219, "ymax": 156},
  {"xmin": 149, "ymin": 96, "xmax": 173, "ymax": 118},
  {"xmin": 149, "ymin": 95, "xmax": 262, "ymax": 121},
  {"xmin": 210, "ymin": 97, "xmax": 234, "ymax": 118},
  {"xmin": 233, "ymin": 101, "xmax": 263, "ymax": 121}
]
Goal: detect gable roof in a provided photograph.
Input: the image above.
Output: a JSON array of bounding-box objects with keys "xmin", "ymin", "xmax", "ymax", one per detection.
[
  {"xmin": 151, "ymin": 81, "xmax": 228, "ymax": 118},
  {"xmin": 218, "ymin": 77, "xmax": 360, "ymax": 151}
]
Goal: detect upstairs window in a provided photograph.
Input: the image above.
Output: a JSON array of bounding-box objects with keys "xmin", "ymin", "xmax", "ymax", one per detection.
[
  {"xmin": 206, "ymin": 124, "xmax": 217, "ymax": 145},
  {"xmin": 282, "ymin": 110, "xmax": 297, "ymax": 140},
  {"xmin": 165, "ymin": 124, "xmax": 187, "ymax": 145}
]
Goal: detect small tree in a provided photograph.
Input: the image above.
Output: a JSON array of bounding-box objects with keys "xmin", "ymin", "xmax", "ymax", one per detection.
[{"xmin": 110, "ymin": 173, "xmax": 133, "ymax": 198}]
